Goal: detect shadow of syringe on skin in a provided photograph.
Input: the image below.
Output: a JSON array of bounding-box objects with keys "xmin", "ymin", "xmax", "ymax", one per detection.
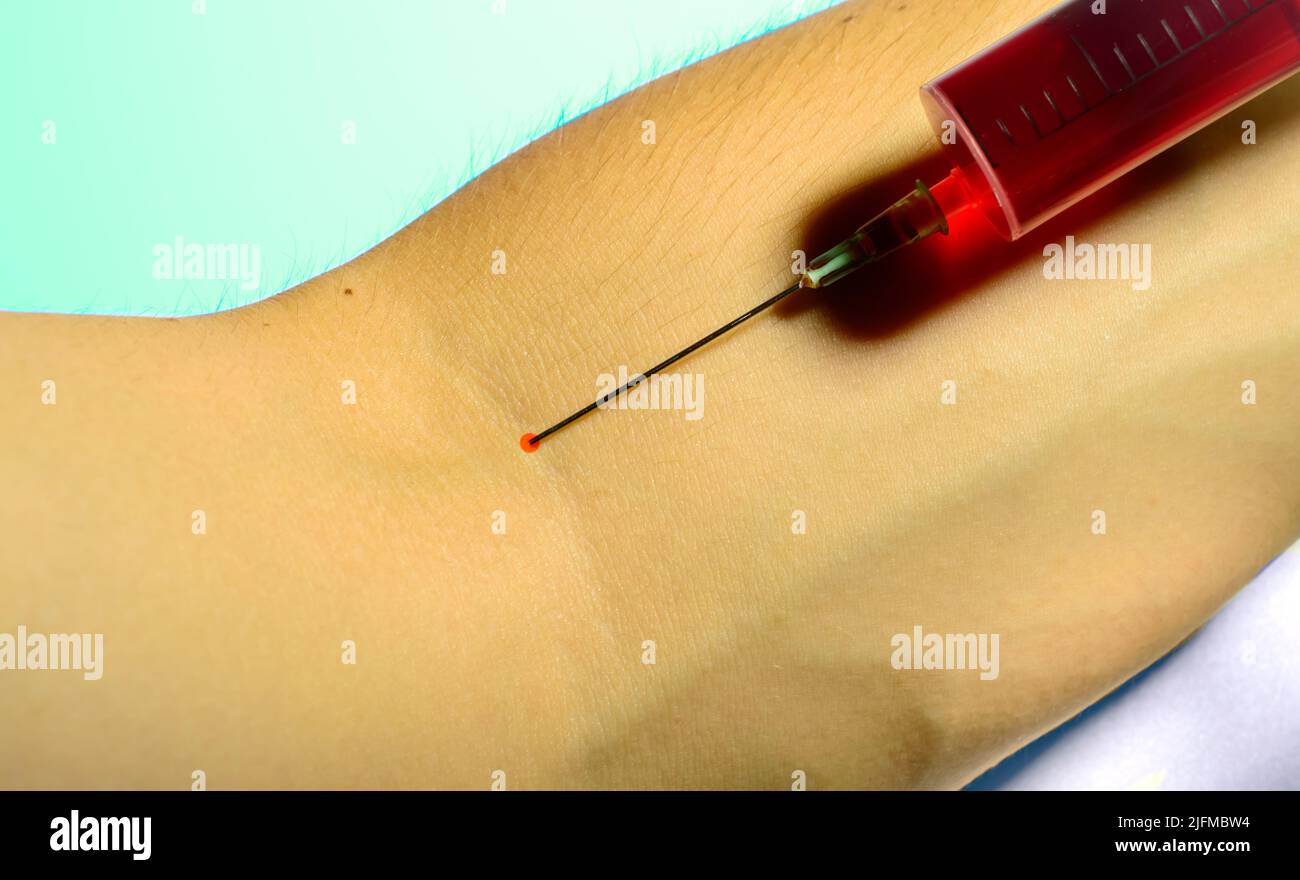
[{"xmin": 779, "ymin": 75, "xmax": 1300, "ymax": 340}]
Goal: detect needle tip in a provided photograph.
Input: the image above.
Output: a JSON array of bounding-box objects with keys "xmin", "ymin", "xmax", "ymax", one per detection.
[{"xmin": 519, "ymin": 432, "xmax": 540, "ymax": 453}]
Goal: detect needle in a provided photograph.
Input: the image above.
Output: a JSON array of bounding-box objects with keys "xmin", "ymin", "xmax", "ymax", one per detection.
[
  {"xmin": 519, "ymin": 181, "xmax": 957, "ymax": 452},
  {"xmin": 521, "ymin": 279, "xmax": 804, "ymax": 451}
]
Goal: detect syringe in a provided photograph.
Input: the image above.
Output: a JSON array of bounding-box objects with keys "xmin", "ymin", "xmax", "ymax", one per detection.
[{"xmin": 522, "ymin": 0, "xmax": 1300, "ymax": 452}]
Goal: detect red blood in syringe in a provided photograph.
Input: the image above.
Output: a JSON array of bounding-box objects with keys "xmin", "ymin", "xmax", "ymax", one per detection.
[
  {"xmin": 921, "ymin": 0, "xmax": 1300, "ymax": 239},
  {"xmin": 521, "ymin": 0, "xmax": 1300, "ymax": 451}
]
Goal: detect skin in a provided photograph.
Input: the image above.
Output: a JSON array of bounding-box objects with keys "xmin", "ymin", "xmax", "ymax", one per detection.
[{"xmin": 1, "ymin": 0, "xmax": 1298, "ymax": 790}]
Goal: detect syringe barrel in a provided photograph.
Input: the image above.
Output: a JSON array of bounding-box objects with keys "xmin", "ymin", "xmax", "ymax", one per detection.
[{"xmin": 920, "ymin": 0, "xmax": 1300, "ymax": 240}]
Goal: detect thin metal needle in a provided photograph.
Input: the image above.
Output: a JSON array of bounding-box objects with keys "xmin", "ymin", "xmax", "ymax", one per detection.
[{"xmin": 525, "ymin": 280, "xmax": 804, "ymax": 449}]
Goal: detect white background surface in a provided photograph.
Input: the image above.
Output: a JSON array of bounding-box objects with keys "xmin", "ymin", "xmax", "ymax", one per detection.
[{"xmin": 970, "ymin": 541, "xmax": 1300, "ymax": 790}]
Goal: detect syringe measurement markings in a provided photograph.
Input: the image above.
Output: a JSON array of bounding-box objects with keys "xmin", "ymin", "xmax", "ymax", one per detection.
[
  {"xmin": 997, "ymin": 0, "xmax": 1279, "ymax": 158},
  {"xmin": 1043, "ymin": 89, "xmax": 1067, "ymax": 125},
  {"xmin": 1020, "ymin": 104, "xmax": 1042, "ymax": 138},
  {"xmin": 1071, "ymin": 34, "xmax": 1115, "ymax": 95},
  {"xmin": 1137, "ymin": 33, "xmax": 1160, "ymax": 67},
  {"xmin": 1161, "ymin": 19, "xmax": 1184, "ymax": 53},
  {"xmin": 1113, "ymin": 44, "xmax": 1138, "ymax": 84},
  {"xmin": 1067, "ymin": 74, "xmax": 1089, "ymax": 109}
]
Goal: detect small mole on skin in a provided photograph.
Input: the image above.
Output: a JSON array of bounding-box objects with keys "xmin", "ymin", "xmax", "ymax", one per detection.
[{"xmin": 343, "ymin": 288, "xmax": 353, "ymax": 296}]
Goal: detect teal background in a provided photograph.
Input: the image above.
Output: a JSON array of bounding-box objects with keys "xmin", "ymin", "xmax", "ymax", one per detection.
[
  {"xmin": 2, "ymin": 0, "xmax": 837, "ymax": 316},
  {"xmin": 6, "ymin": 0, "xmax": 1295, "ymax": 791}
]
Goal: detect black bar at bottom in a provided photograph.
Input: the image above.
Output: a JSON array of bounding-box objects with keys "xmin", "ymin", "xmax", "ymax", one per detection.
[{"xmin": 0, "ymin": 790, "xmax": 1288, "ymax": 866}]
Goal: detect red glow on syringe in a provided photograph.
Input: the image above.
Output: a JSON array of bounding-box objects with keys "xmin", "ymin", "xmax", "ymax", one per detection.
[{"xmin": 522, "ymin": 0, "xmax": 1300, "ymax": 451}]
